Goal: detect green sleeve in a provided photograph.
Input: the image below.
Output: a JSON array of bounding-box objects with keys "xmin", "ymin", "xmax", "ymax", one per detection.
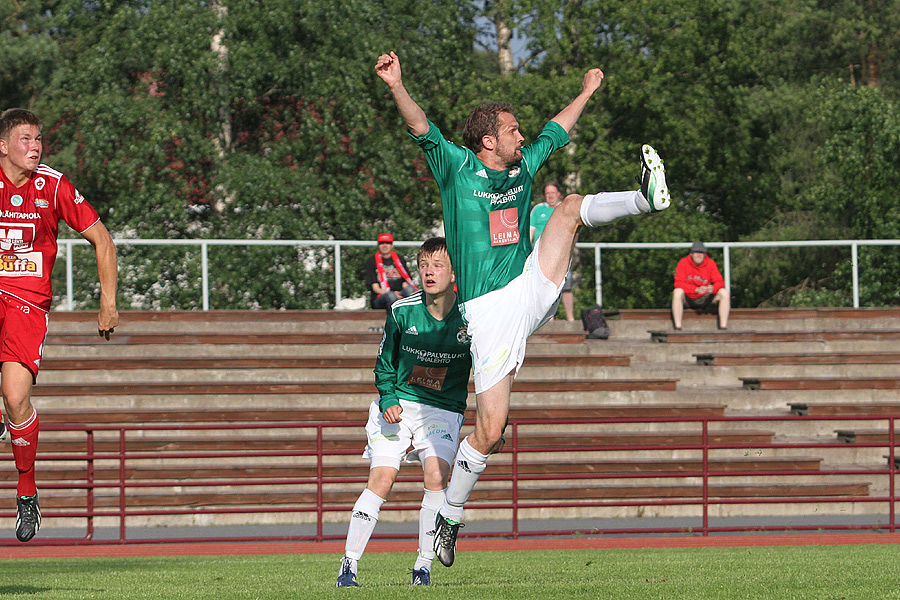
[
  {"xmin": 374, "ymin": 309, "xmax": 401, "ymax": 413},
  {"xmin": 408, "ymin": 120, "xmax": 467, "ymax": 190},
  {"xmin": 520, "ymin": 121, "xmax": 570, "ymax": 177}
]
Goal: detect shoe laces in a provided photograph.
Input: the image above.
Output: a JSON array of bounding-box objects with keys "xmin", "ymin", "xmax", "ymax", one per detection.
[
  {"xmin": 436, "ymin": 518, "xmax": 463, "ymax": 547},
  {"xmin": 18, "ymin": 497, "xmax": 39, "ymax": 523}
]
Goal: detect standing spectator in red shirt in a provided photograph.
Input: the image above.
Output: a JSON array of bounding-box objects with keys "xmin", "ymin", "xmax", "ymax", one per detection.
[
  {"xmin": 672, "ymin": 241, "xmax": 729, "ymax": 330},
  {"xmin": 0, "ymin": 108, "xmax": 118, "ymax": 542}
]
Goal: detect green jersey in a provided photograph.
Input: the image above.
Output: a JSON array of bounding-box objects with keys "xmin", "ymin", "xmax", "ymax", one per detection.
[
  {"xmin": 529, "ymin": 202, "xmax": 556, "ymax": 240},
  {"xmin": 410, "ymin": 120, "xmax": 569, "ymax": 303},
  {"xmin": 374, "ymin": 291, "xmax": 472, "ymax": 415}
]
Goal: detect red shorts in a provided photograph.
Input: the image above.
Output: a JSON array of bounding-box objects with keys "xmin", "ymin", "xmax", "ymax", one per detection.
[{"xmin": 0, "ymin": 291, "xmax": 49, "ymax": 381}]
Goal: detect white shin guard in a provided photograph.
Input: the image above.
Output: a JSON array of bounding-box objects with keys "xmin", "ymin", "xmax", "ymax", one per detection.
[{"xmin": 580, "ymin": 191, "xmax": 647, "ymax": 227}]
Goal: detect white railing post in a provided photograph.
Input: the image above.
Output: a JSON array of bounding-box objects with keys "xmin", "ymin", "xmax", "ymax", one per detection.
[
  {"xmin": 66, "ymin": 240, "xmax": 74, "ymax": 311},
  {"xmin": 594, "ymin": 245, "xmax": 602, "ymax": 307},
  {"xmin": 201, "ymin": 242, "xmax": 209, "ymax": 311},
  {"xmin": 723, "ymin": 244, "xmax": 731, "ymax": 293},
  {"xmin": 334, "ymin": 242, "xmax": 343, "ymax": 308},
  {"xmin": 852, "ymin": 242, "xmax": 860, "ymax": 308}
]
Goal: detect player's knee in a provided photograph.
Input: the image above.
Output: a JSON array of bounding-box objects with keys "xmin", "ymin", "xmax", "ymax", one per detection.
[
  {"xmin": 672, "ymin": 288, "xmax": 685, "ymax": 302},
  {"xmin": 560, "ymin": 194, "xmax": 584, "ymax": 218},
  {"xmin": 423, "ymin": 465, "xmax": 445, "ymax": 488},
  {"xmin": 482, "ymin": 424, "xmax": 505, "ymax": 449}
]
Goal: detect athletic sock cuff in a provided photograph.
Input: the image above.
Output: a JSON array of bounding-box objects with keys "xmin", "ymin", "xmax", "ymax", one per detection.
[
  {"xmin": 457, "ymin": 437, "xmax": 489, "ymax": 472},
  {"xmin": 354, "ymin": 487, "xmax": 386, "ymax": 517},
  {"xmin": 8, "ymin": 409, "xmax": 38, "ymax": 433},
  {"xmin": 422, "ymin": 488, "xmax": 445, "ymax": 509}
]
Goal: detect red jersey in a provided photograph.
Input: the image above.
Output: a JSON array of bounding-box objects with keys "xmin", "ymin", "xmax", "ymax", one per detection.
[
  {"xmin": 674, "ymin": 254, "xmax": 724, "ymax": 299},
  {"xmin": 0, "ymin": 163, "xmax": 100, "ymax": 311}
]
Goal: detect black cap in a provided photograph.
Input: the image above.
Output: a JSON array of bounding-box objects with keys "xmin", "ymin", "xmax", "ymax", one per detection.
[{"xmin": 690, "ymin": 241, "xmax": 706, "ymax": 254}]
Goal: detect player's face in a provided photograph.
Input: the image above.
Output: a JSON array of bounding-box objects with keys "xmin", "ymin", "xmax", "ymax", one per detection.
[
  {"xmin": 418, "ymin": 250, "xmax": 454, "ymax": 297},
  {"xmin": 544, "ymin": 184, "xmax": 562, "ymax": 206},
  {"xmin": 0, "ymin": 124, "xmax": 42, "ymax": 174},
  {"xmin": 493, "ymin": 112, "xmax": 524, "ymax": 167}
]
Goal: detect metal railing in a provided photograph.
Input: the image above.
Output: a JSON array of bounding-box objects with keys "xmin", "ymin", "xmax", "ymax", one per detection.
[
  {"xmin": 57, "ymin": 238, "xmax": 900, "ymax": 311},
  {"xmin": 1, "ymin": 414, "xmax": 895, "ymax": 545}
]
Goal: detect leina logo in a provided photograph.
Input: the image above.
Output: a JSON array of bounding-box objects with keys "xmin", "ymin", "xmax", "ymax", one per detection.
[{"xmin": 10, "ymin": 195, "xmax": 24, "ymax": 207}]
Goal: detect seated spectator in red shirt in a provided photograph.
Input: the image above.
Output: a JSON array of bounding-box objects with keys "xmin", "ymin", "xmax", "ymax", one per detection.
[
  {"xmin": 672, "ymin": 241, "xmax": 730, "ymax": 330},
  {"xmin": 365, "ymin": 233, "xmax": 417, "ymax": 310}
]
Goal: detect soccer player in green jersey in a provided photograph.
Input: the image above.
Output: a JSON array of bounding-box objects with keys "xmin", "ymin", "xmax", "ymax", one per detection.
[
  {"xmin": 375, "ymin": 51, "xmax": 671, "ymax": 568},
  {"xmin": 336, "ymin": 237, "xmax": 472, "ymax": 588}
]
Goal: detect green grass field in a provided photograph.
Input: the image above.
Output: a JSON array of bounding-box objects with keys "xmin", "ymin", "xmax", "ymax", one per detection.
[{"xmin": 2, "ymin": 545, "xmax": 899, "ymax": 600}]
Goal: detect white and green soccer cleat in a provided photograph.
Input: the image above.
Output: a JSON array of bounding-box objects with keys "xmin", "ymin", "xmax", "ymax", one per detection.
[{"xmin": 640, "ymin": 144, "xmax": 671, "ymax": 212}]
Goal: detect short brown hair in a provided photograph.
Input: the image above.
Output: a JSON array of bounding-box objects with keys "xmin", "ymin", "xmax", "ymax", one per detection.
[
  {"xmin": 462, "ymin": 101, "xmax": 514, "ymax": 153},
  {"xmin": 0, "ymin": 108, "xmax": 41, "ymax": 140},
  {"xmin": 417, "ymin": 237, "xmax": 449, "ymax": 265},
  {"xmin": 544, "ymin": 180, "xmax": 564, "ymax": 194}
]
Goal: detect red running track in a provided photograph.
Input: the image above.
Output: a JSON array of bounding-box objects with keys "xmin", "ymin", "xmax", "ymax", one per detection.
[{"xmin": 2, "ymin": 533, "xmax": 900, "ymax": 559}]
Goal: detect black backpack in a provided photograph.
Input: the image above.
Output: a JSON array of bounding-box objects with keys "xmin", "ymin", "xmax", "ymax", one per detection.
[{"xmin": 581, "ymin": 304, "xmax": 610, "ymax": 340}]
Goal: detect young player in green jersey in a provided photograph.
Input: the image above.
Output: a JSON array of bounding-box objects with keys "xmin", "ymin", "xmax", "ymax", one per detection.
[
  {"xmin": 375, "ymin": 51, "xmax": 671, "ymax": 568},
  {"xmin": 336, "ymin": 237, "xmax": 472, "ymax": 588}
]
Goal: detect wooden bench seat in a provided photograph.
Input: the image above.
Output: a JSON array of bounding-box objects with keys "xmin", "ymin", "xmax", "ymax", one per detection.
[
  {"xmin": 0, "ymin": 456, "xmax": 824, "ymax": 485},
  {"xmin": 741, "ymin": 377, "xmax": 900, "ymax": 391},
  {"xmin": 651, "ymin": 329, "xmax": 900, "ymax": 344},
  {"xmin": 834, "ymin": 429, "xmax": 899, "ymax": 444},
  {"xmin": 51, "ymin": 310, "xmax": 388, "ymax": 324},
  {"xmin": 620, "ymin": 307, "xmax": 900, "ymax": 321},
  {"xmin": 695, "ymin": 352, "xmax": 900, "ymax": 366},
  {"xmin": 15, "ymin": 481, "xmax": 869, "ymax": 511},
  {"xmin": 31, "ymin": 378, "xmax": 678, "ymax": 397},
  {"xmin": 40, "ymin": 355, "xmax": 632, "ymax": 370},
  {"xmin": 45, "ymin": 331, "xmax": 587, "ymax": 346},
  {"xmin": 789, "ymin": 403, "xmax": 900, "ymax": 416},
  {"xmin": 24, "ymin": 429, "xmax": 774, "ymax": 455},
  {"xmin": 37, "ymin": 404, "xmax": 724, "ymax": 425}
]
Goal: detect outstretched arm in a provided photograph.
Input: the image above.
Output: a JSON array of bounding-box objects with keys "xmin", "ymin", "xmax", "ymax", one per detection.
[
  {"xmin": 375, "ymin": 51, "xmax": 429, "ymax": 137},
  {"xmin": 550, "ymin": 68, "xmax": 605, "ymax": 134},
  {"xmin": 81, "ymin": 220, "xmax": 119, "ymax": 339}
]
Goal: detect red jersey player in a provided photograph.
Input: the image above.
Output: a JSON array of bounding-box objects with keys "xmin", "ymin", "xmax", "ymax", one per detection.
[{"xmin": 0, "ymin": 108, "xmax": 118, "ymax": 542}]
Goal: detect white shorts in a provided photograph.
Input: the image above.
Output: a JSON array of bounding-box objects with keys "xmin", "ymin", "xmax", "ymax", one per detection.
[
  {"xmin": 362, "ymin": 399, "xmax": 465, "ymax": 470},
  {"xmin": 461, "ymin": 238, "xmax": 563, "ymax": 394}
]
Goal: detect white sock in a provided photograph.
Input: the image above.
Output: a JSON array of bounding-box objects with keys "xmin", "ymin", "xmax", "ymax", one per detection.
[
  {"xmin": 579, "ymin": 191, "xmax": 648, "ymax": 227},
  {"xmin": 344, "ymin": 488, "xmax": 385, "ymax": 561},
  {"xmin": 416, "ymin": 488, "xmax": 445, "ymax": 568},
  {"xmin": 440, "ymin": 437, "xmax": 489, "ymax": 522}
]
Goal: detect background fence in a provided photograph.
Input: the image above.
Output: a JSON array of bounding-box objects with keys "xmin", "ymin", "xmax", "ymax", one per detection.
[
  {"xmin": 0, "ymin": 414, "xmax": 895, "ymax": 545},
  {"xmin": 55, "ymin": 239, "xmax": 900, "ymax": 311}
]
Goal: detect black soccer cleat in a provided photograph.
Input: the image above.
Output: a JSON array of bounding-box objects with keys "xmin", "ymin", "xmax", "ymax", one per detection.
[
  {"xmin": 433, "ymin": 512, "xmax": 464, "ymax": 567},
  {"xmin": 16, "ymin": 493, "xmax": 41, "ymax": 542}
]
